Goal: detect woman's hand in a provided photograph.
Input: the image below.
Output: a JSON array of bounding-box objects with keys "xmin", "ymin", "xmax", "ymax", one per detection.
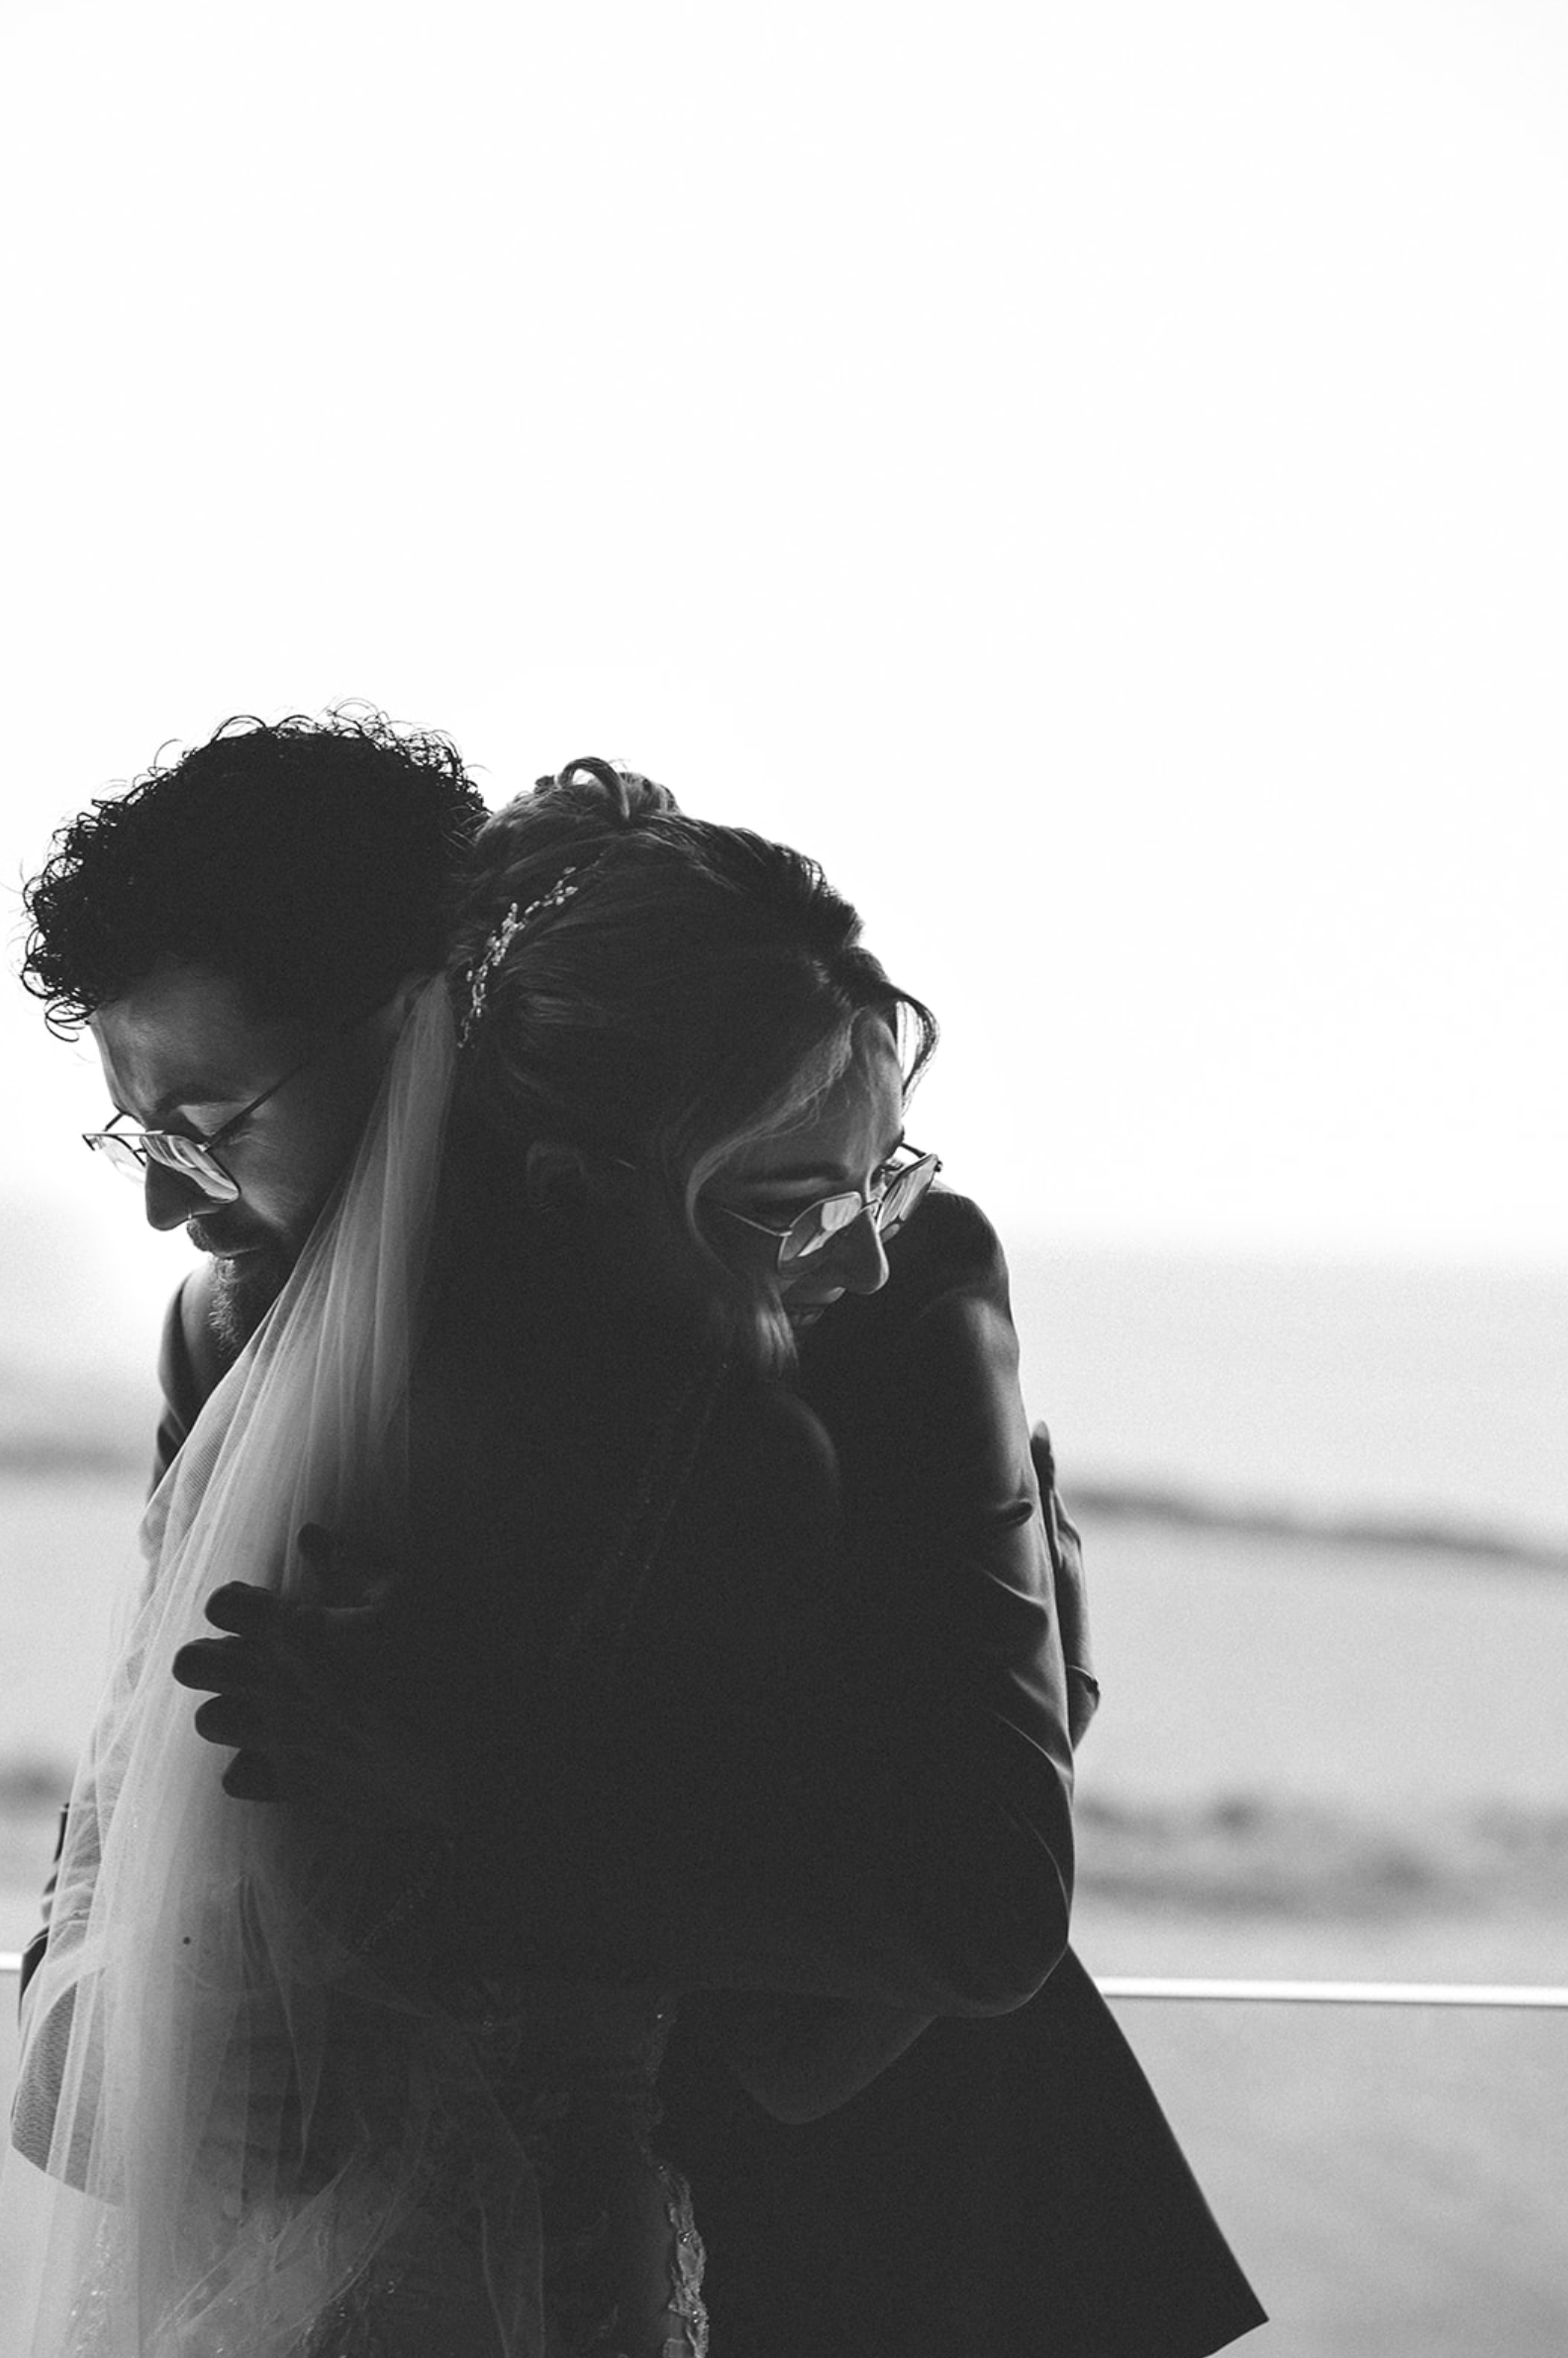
[{"xmin": 170, "ymin": 1526, "xmax": 465, "ymax": 1833}]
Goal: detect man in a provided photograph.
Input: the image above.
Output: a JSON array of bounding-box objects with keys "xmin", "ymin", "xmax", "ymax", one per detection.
[
  {"xmin": 18, "ymin": 719, "xmax": 1264, "ymax": 2353},
  {"xmin": 24, "ymin": 702, "xmax": 488, "ymax": 1359},
  {"xmin": 17, "ymin": 703, "xmax": 489, "ymax": 1945}
]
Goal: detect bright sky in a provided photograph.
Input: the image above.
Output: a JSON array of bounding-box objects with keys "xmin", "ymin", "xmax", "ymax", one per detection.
[{"xmin": 3, "ymin": 0, "xmax": 1565, "ymax": 1372}]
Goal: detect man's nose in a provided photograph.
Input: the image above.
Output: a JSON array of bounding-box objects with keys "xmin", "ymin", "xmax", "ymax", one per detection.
[
  {"xmin": 144, "ymin": 1161, "xmax": 207, "ymax": 1232},
  {"xmin": 820, "ymin": 1206, "xmax": 890, "ymax": 1298}
]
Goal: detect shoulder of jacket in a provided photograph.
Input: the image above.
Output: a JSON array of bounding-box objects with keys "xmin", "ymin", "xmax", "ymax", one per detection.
[
  {"xmin": 794, "ymin": 1189, "xmax": 1016, "ymax": 1391},
  {"xmin": 891, "ymin": 1186, "xmax": 1011, "ymax": 1312}
]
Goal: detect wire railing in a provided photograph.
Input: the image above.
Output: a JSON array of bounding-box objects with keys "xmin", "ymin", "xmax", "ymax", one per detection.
[{"xmin": 3, "ymin": 1953, "xmax": 1565, "ymax": 2007}]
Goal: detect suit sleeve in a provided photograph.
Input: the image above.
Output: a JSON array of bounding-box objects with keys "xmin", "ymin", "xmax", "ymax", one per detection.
[
  {"xmin": 678, "ymin": 1200, "xmax": 1080, "ymax": 2019},
  {"xmin": 829, "ymin": 1262, "xmax": 1077, "ymax": 2007},
  {"xmin": 690, "ymin": 1216, "xmax": 1084, "ymax": 2105}
]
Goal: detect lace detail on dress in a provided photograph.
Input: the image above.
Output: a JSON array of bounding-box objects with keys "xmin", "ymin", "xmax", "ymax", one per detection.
[
  {"xmin": 293, "ymin": 1980, "xmax": 707, "ymax": 2358},
  {"xmin": 656, "ymin": 2161, "xmax": 710, "ymax": 2358}
]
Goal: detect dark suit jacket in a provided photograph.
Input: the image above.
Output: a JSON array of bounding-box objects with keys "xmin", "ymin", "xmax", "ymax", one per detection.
[{"xmin": 656, "ymin": 1193, "xmax": 1266, "ymax": 2355}]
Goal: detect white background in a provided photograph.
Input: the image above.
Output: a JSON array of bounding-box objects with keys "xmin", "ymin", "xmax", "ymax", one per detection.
[{"xmin": 2, "ymin": 0, "xmax": 1565, "ymax": 1374}]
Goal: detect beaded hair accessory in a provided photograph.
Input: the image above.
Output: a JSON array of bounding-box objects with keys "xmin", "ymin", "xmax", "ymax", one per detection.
[{"xmin": 459, "ymin": 862, "xmax": 594, "ymax": 1045}]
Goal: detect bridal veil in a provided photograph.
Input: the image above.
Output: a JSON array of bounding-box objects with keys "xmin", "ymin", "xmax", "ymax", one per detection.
[{"xmin": 4, "ymin": 978, "xmax": 545, "ymax": 2356}]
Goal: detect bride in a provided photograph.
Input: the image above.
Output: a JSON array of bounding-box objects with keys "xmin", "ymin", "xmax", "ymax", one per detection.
[{"xmin": 8, "ymin": 761, "xmax": 1076, "ymax": 2355}]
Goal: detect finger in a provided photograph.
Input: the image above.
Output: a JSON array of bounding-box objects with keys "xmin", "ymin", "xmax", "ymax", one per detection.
[
  {"xmin": 220, "ymin": 1744, "xmax": 341, "ymax": 1812},
  {"xmin": 205, "ymin": 1582, "xmax": 288, "ymax": 1637},
  {"xmin": 220, "ymin": 1740, "xmax": 388, "ymax": 1827},
  {"xmin": 231, "ymin": 1770, "xmax": 385, "ymax": 1828},
  {"xmin": 172, "ymin": 1635, "xmax": 268, "ymax": 1694},
  {"xmin": 192, "ymin": 1689, "xmax": 329, "ymax": 1753},
  {"xmin": 193, "ymin": 1694, "xmax": 278, "ymax": 1749},
  {"xmin": 271, "ymin": 1603, "xmax": 373, "ymax": 1711}
]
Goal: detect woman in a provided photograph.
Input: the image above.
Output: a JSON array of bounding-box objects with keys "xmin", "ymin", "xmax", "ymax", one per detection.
[{"xmin": 10, "ymin": 762, "xmax": 1079, "ymax": 2354}]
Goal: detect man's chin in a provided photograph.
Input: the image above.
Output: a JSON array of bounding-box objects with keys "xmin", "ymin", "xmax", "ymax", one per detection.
[{"xmin": 208, "ymin": 1246, "xmax": 291, "ymax": 1353}]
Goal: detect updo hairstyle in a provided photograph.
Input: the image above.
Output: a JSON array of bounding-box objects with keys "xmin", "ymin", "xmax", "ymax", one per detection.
[{"xmin": 447, "ymin": 758, "xmax": 937, "ymax": 1371}]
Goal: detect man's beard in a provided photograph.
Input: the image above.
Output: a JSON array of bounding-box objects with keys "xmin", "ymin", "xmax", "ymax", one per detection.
[{"xmin": 207, "ymin": 1244, "xmax": 293, "ymax": 1354}]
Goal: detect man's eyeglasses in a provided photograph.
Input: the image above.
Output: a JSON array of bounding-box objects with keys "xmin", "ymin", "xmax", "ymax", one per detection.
[
  {"xmin": 82, "ymin": 1049, "xmax": 327, "ymax": 1204},
  {"xmin": 712, "ymin": 1146, "xmax": 941, "ymax": 1269}
]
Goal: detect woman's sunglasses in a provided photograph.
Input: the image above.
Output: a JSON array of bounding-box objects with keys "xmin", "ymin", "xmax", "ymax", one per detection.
[{"xmin": 713, "ymin": 1146, "xmax": 941, "ymax": 1269}]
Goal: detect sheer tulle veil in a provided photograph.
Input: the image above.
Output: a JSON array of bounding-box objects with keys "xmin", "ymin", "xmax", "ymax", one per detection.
[{"xmin": 4, "ymin": 978, "xmax": 544, "ymax": 2355}]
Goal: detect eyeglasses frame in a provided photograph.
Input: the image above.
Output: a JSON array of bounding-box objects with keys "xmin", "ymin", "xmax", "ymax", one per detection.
[
  {"xmin": 712, "ymin": 1144, "xmax": 941, "ymax": 1269},
  {"xmin": 82, "ymin": 1009, "xmax": 381, "ymax": 1203}
]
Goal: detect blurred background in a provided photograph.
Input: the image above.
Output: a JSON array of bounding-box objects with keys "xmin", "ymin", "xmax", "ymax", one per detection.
[{"xmin": 1, "ymin": 1, "xmax": 1565, "ymax": 2347}]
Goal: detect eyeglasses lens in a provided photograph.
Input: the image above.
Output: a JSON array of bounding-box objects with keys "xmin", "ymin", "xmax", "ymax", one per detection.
[
  {"xmin": 784, "ymin": 1182, "xmax": 890, "ymax": 1262},
  {"xmin": 878, "ymin": 1154, "xmax": 937, "ymax": 1230},
  {"xmin": 148, "ymin": 1133, "xmax": 241, "ymax": 1200},
  {"xmin": 85, "ymin": 1129, "xmax": 240, "ymax": 1202},
  {"xmin": 87, "ymin": 1133, "xmax": 148, "ymax": 1182},
  {"xmin": 778, "ymin": 1207, "xmax": 844, "ymax": 1265},
  {"xmin": 777, "ymin": 1155, "xmax": 939, "ymax": 1267}
]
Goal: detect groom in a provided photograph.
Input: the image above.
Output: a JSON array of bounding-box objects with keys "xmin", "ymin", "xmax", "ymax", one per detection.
[
  {"xmin": 18, "ymin": 712, "xmax": 1264, "ymax": 2356},
  {"xmin": 19, "ymin": 707, "xmax": 491, "ymax": 1463}
]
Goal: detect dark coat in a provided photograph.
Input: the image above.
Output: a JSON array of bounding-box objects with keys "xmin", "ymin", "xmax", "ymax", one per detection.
[{"xmin": 656, "ymin": 1191, "xmax": 1266, "ymax": 2354}]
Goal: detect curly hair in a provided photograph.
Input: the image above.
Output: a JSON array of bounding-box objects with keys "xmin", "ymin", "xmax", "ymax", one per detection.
[
  {"xmin": 451, "ymin": 758, "xmax": 938, "ymax": 1372},
  {"xmin": 20, "ymin": 707, "xmax": 489, "ymax": 1035}
]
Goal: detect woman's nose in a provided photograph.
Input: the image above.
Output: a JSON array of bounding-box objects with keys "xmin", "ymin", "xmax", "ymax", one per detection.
[
  {"xmin": 144, "ymin": 1161, "xmax": 207, "ymax": 1232},
  {"xmin": 819, "ymin": 1205, "xmax": 890, "ymax": 1297}
]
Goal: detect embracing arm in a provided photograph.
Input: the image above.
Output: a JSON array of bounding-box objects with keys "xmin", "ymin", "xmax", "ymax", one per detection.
[
  {"xmin": 696, "ymin": 1201, "xmax": 1084, "ymax": 2111},
  {"xmin": 546, "ymin": 1228, "xmax": 1078, "ymax": 2024},
  {"xmin": 718, "ymin": 1377, "xmax": 1098, "ymax": 2118},
  {"xmin": 795, "ymin": 1207, "xmax": 1080, "ymax": 2012},
  {"xmin": 153, "ymin": 1228, "xmax": 1074, "ymax": 2034},
  {"xmin": 720, "ymin": 1416, "xmax": 1095, "ymax": 2119}
]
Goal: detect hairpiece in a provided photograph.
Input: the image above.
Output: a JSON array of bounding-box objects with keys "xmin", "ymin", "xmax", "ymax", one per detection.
[{"xmin": 459, "ymin": 862, "xmax": 594, "ymax": 1044}]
